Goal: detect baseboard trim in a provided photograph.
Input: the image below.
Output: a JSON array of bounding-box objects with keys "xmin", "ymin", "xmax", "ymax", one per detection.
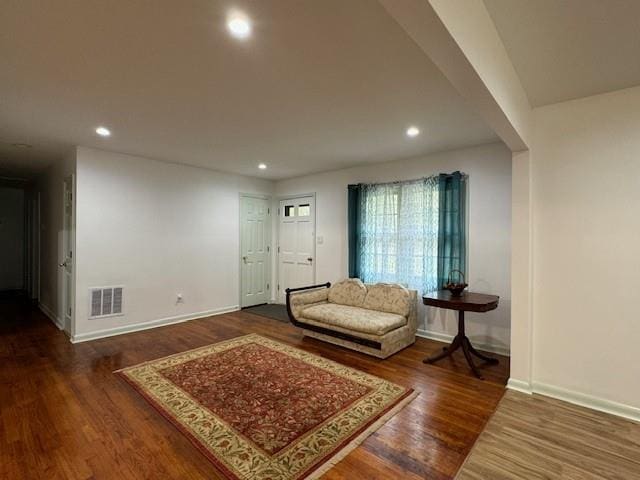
[
  {"xmin": 416, "ymin": 329, "xmax": 510, "ymax": 357},
  {"xmin": 39, "ymin": 302, "xmax": 64, "ymax": 330},
  {"xmin": 506, "ymin": 377, "xmax": 640, "ymax": 422},
  {"xmin": 506, "ymin": 378, "xmax": 533, "ymax": 394},
  {"xmin": 70, "ymin": 305, "xmax": 239, "ymax": 343},
  {"xmin": 531, "ymin": 381, "xmax": 640, "ymax": 423}
]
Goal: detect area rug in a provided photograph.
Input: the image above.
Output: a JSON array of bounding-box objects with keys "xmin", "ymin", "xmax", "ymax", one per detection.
[{"xmin": 116, "ymin": 334, "xmax": 417, "ymax": 480}]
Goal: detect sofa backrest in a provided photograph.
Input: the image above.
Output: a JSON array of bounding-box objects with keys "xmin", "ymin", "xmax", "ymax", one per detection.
[
  {"xmin": 328, "ymin": 279, "xmax": 412, "ymax": 317},
  {"xmin": 362, "ymin": 283, "xmax": 412, "ymax": 317},
  {"xmin": 328, "ymin": 278, "xmax": 367, "ymax": 307}
]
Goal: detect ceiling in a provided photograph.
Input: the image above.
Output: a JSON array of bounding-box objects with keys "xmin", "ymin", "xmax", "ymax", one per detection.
[
  {"xmin": 484, "ymin": 0, "xmax": 640, "ymax": 107},
  {"xmin": 0, "ymin": 0, "xmax": 498, "ymax": 180}
]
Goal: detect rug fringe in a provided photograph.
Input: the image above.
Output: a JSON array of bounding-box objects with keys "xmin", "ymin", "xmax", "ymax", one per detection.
[{"xmin": 306, "ymin": 390, "xmax": 420, "ymax": 480}]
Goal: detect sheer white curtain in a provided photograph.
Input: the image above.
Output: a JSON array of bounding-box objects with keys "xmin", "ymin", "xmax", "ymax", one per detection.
[{"xmin": 359, "ymin": 177, "xmax": 439, "ymax": 293}]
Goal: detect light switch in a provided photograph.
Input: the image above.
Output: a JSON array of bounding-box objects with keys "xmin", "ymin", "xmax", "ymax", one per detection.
[{"xmin": 317, "ymin": 236, "xmax": 324, "ymax": 245}]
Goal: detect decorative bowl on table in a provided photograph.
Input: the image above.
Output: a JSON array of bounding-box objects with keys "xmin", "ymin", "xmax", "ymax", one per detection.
[{"xmin": 444, "ymin": 269, "xmax": 468, "ymax": 297}]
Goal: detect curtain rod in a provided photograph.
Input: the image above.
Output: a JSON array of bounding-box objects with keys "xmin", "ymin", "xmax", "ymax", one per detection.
[{"xmin": 348, "ymin": 171, "xmax": 467, "ymax": 188}]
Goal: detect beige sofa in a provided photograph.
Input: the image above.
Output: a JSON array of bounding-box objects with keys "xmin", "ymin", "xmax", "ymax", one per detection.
[{"xmin": 286, "ymin": 278, "xmax": 417, "ymax": 359}]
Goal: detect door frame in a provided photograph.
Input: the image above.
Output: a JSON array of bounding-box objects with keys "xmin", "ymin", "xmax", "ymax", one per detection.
[
  {"xmin": 238, "ymin": 193, "xmax": 272, "ymax": 308},
  {"xmin": 36, "ymin": 191, "xmax": 41, "ymax": 302},
  {"xmin": 61, "ymin": 174, "xmax": 76, "ymax": 336},
  {"xmin": 26, "ymin": 190, "xmax": 41, "ymax": 302},
  {"xmin": 276, "ymin": 192, "xmax": 316, "ymax": 304}
]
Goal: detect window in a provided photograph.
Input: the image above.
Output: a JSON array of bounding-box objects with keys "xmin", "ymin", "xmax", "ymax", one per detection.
[
  {"xmin": 358, "ymin": 177, "xmax": 440, "ymax": 293},
  {"xmin": 298, "ymin": 203, "xmax": 310, "ymax": 216},
  {"xmin": 349, "ymin": 173, "xmax": 467, "ymax": 294}
]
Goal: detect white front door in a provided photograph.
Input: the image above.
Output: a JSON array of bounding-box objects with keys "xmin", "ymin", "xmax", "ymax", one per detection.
[
  {"xmin": 240, "ymin": 195, "xmax": 271, "ymax": 308},
  {"xmin": 278, "ymin": 196, "xmax": 315, "ymax": 303},
  {"xmin": 61, "ymin": 176, "xmax": 74, "ymax": 333}
]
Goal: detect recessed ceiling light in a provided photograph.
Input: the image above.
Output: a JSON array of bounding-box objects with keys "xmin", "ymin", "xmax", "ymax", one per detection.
[
  {"xmin": 227, "ymin": 13, "xmax": 251, "ymax": 39},
  {"xmin": 258, "ymin": 163, "xmax": 267, "ymax": 170},
  {"xmin": 406, "ymin": 126, "xmax": 420, "ymax": 137},
  {"xmin": 95, "ymin": 126, "xmax": 111, "ymax": 137}
]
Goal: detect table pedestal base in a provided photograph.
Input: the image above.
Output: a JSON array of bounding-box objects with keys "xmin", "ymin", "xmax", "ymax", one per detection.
[{"xmin": 422, "ymin": 310, "xmax": 498, "ymax": 379}]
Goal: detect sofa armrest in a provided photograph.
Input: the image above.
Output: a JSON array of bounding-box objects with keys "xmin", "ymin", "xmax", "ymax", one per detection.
[{"xmin": 286, "ymin": 283, "xmax": 330, "ymax": 319}]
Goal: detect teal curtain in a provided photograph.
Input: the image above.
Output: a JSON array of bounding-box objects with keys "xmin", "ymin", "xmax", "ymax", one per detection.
[
  {"xmin": 347, "ymin": 184, "xmax": 362, "ymax": 278},
  {"xmin": 437, "ymin": 171, "xmax": 466, "ymax": 288}
]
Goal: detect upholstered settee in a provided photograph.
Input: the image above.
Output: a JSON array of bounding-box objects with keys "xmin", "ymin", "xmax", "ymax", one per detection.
[{"xmin": 286, "ymin": 278, "xmax": 417, "ymax": 359}]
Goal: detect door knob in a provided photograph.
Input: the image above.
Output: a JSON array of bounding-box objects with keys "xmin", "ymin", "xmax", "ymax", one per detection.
[
  {"xmin": 242, "ymin": 256, "xmax": 248, "ymax": 264},
  {"xmin": 307, "ymin": 257, "xmax": 313, "ymax": 263},
  {"xmin": 59, "ymin": 260, "xmax": 68, "ymax": 267}
]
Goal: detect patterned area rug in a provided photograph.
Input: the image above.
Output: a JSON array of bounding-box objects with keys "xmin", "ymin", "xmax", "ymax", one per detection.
[{"xmin": 116, "ymin": 334, "xmax": 417, "ymax": 480}]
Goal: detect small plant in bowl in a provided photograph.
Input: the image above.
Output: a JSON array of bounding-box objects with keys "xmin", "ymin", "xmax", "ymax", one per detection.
[{"xmin": 443, "ymin": 269, "xmax": 468, "ymax": 297}]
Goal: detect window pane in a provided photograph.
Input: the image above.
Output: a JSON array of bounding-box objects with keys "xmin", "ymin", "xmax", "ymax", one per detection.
[
  {"xmin": 284, "ymin": 205, "xmax": 295, "ymax": 217},
  {"xmin": 298, "ymin": 204, "xmax": 310, "ymax": 216},
  {"xmin": 358, "ymin": 179, "xmax": 440, "ymax": 293}
]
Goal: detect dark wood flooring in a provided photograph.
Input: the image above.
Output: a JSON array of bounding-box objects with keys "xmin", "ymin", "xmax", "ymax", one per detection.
[{"xmin": 0, "ymin": 299, "xmax": 509, "ymax": 479}]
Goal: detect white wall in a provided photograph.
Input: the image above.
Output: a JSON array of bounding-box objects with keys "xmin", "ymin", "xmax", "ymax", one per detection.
[
  {"xmin": 276, "ymin": 142, "xmax": 512, "ymax": 353},
  {"xmin": 509, "ymin": 150, "xmax": 533, "ymax": 389},
  {"xmin": 73, "ymin": 147, "xmax": 273, "ymax": 340},
  {"xmin": 38, "ymin": 150, "xmax": 76, "ymax": 328},
  {"xmin": 531, "ymin": 85, "xmax": 640, "ymax": 412},
  {"xmin": 0, "ymin": 186, "xmax": 25, "ymax": 290}
]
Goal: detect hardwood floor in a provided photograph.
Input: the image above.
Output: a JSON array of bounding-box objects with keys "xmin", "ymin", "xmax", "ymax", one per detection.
[
  {"xmin": 457, "ymin": 390, "xmax": 640, "ymax": 479},
  {"xmin": 0, "ymin": 299, "xmax": 509, "ymax": 479}
]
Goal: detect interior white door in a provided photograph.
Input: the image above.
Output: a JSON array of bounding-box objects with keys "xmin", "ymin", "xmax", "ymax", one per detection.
[
  {"xmin": 61, "ymin": 176, "xmax": 74, "ymax": 333},
  {"xmin": 278, "ymin": 196, "xmax": 315, "ymax": 303},
  {"xmin": 240, "ymin": 196, "xmax": 271, "ymax": 307}
]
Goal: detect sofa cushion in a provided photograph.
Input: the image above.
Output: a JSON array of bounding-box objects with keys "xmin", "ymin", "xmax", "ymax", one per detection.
[
  {"xmin": 302, "ymin": 303, "xmax": 407, "ymax": 336},
  {"xmin": 362, "ymin": 283, "xmax": 411, "ymax": 317},
  {"xmin": 328, "ymin": 278, "xmax": 366, "ymax": 307}
]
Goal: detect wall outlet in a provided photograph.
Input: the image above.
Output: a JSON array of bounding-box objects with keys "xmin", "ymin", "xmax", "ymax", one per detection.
[{"xmin": 317, "ymin": 235, "xmax": 324, "ymax": 245}]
